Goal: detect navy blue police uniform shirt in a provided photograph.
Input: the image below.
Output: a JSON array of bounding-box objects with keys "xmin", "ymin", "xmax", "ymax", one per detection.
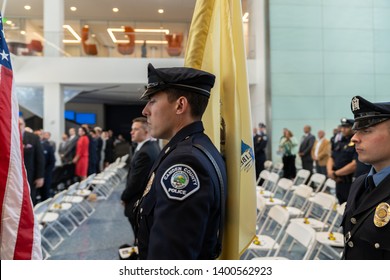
[
  {"xmin": 332, "ymin": 135, "xmax": 356, "ymax": 170},
  {"xmin": 137, "ymin": 121, "xmax": 227, "ymax": 260}
]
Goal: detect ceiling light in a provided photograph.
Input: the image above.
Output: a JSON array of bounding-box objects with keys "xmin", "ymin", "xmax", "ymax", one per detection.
[
  {"xmin": 135, "ymin": 40, "xmax": 167, "ymax": 45},
  {"xmin": 24, "ymin": 5, "xmax": 31, "ymax": 10},
  {"xmin": 63, "ymin": 25, "xmax": 81, "ymax": 43},
  {"xmin": 6, "ymin": 20, "xmax": 12, "ymax": 25},
  {"xmin": 158, "ymin": 9, "xmax": 164, "ymax": 14},
  {"xmin": 113, "ymin": 7, "xmax": 119, "ymax": 13},
  {"xmin": 107, "ymin": 27, "xmax": 170, "ymax": 43},
  {"xmin": 70, "ymin": 7, "xmax": 77, "ymax": 12},
  {"xmin": 20, "ymin": 30, "xmax": 26, "ymax": 35},
  {"xmin": 242, "ymin": 12, "xmax": 249, "ymax": 22}
]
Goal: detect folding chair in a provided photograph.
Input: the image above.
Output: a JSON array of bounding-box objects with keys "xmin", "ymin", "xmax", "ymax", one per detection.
[
  {"xmin": 252, "ymin": 222, "xmax": 316, "ymax": 260},
  {"xmin": 244, "ymin": 205, "xmax": 290, "ymax": 259},
  {"xmin": 260, "ymin": 178, "xmax": 293, "ymax": 200},
  {"xmin": 308, "ymin": 202, "xmax": 346, "ymax": 260},
  {"xmin": 258, "ymin": 172, "xmax": 279, "ymax": 196},
  {"xmin": 34, "ymin": 198, "xmax": 66, "ymax": 251},
  {"xmin": 307, "ymin": 173, "xmax": 326, "ymax": 192},
  {"xmin": 320, "ymin": 178, "xmax": 336, "ymax": 194},
  {"xmin": 264, "ymin": 160, "xmax": 273, "ymax": 171},
  {"xmin": 284, "ymin": 184, "xmax": 313, "ymax": 218},
  {"xmin": 292, "ymin": 169, "xmax": 311, "ymax": 186},
  {"xmin": 256, "ymin": 170, "xmax": 270, "ymax": 187},
  {"xmin": 290, "ymin": 192, "xmax": 337, "ymax": 231},
  {"xmin": 48, "ymin": 190, "xmax": 78, "ymax": 234},
  {"xmin": 271, "ymin": 162, "xmax": 284, "ymax": 176}
]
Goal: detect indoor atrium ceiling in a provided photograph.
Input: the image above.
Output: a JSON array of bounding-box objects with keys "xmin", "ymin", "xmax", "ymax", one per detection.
[{"xmin": 1, "ymin": 0, "xmax": 248, "ymax": 105}]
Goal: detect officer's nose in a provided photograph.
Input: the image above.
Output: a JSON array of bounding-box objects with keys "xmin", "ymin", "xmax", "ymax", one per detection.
[
  {"xmin": 351, "ymin": 132, "xmax": 360, "ymax": 144},
  {"xmin": 142, "ymin": 104, "xmax": 149, "ymax": 117}
]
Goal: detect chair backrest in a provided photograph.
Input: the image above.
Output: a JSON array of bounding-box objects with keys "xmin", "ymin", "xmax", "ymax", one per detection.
[
  {"xmin": 287, "ymin": 184, "xmax": 313, "ymax": 207},
  {"xmin": 117, "ymin": 26, "xmax": 135, "ymax": 55},
  {"xmin": 52, "ymin": 189, "xmax": 67, "ymax": 205},
  {"xmin": 66, "ymin": 182, "xmax": 80, "ymax": 195},
  {"xmin": 264, "ymin": 160, "xmax": 273, "ymax": 171},
  {"xmin": 321, "ymin": 178, "xmax": 336, "ymax": 193},
  {"xmin": 271, "ymin": 162, "xmax": 283, "ymax": 175},
  {"xmin": 263, "ymin": 172, "xmax": 279, "ymax": 192},
  {"xmin": 165, "ymin": 33, "xmax": 183, "ymax": 56},
  {"xmin": 311, "ymin": 192, "xmax": 337, "ymax": 211},
  {"xmin": 308, "ymin": 173, "xmax": 326, "ymax": 192},
  {"xmin": 277, "ymin": 178, "xmax": 294, "ymax": 191},
  {"xmin": 34, "ymin": 198, "xmax": 53, "ymax": 223},
  {"xmin": 121, "ymin": 154, "xmax": 129, "ymax": 163},
  {"xmin": 257, "ymin": 169, "xmax": 270, "ymax": 185},
  {"xmin": 267, "ymin": 205, "xmax": 290, "ymax": 227},
  {"xmin": 293, "ymin": 169, "xmax": 311, "ymax": 186},
  {"xmin": 81, "ymin": 26, "xmax": 98, "ymax": 55},
  {"xmin": 273, "ymin": 222, "xmax": 316, "ymax": 259}
]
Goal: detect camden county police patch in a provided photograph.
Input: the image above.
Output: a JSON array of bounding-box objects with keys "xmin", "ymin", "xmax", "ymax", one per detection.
[{"xmin": 161, "ymin": 164, "xmax": 200, "ymax": 201}]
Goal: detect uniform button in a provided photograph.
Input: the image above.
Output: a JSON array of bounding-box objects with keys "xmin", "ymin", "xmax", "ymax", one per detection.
[
  {"xmin": 375, "ymin": 243, "xmax": 380, "ymax": 249},
  {"xmin": 140, "ymin": 208, "xmax": 143, "ymax": 213},
  {"xmin": 351, "ymin": 217, "xmax": 357, "ymax": 224},
  {"xmin": 348, "ymin": 241, "xmax": 354, "ymax": 247}
]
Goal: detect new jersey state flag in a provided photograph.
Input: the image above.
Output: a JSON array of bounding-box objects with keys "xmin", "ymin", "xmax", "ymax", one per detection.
[{"xmin": 185, "ymin": 0, "xmax": 257, "ymax": 259}]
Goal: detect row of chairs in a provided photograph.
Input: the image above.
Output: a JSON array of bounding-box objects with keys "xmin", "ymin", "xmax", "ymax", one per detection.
[
  {"xmin": 34, "ymin": 155, "xmax": 129, "ymax": 259},
  {"xmin": 245, "ymin": 165, "xmax": 344, "ymax": 259}
]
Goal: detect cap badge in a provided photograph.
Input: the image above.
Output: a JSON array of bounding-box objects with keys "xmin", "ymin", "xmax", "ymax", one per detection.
[
  {"xmin": 373, "ymin": 202, "xmax": 390, "ymax": 228},
  {"xmin": 147, "ymin": 82, "xmax": 159, "ymax": 89},
  {"xmin": 352, "ymin": 96, "xmax": 360, "ymax": 112}
]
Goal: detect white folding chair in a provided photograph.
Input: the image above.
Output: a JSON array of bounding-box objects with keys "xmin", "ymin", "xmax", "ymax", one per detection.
[
  {"xmin": 271, "ymin": 162, "xmax": 284, "ymax": 176},
  {"xmin": 284, "ymin": 184, "xmax": 313, "ymax": 218},
  {"xmin": 290, "ymin": 192, "xmax": 337, "ymax": 231},
  {"xmin": 256, "ymin": 170, "xmax": 270, "ymax": 187},
  {"xmin": 244, "ymin": 205, "xmax": 290, "ymax": 259},
  {"xmin": 258, "ymin": 172, "xmax": 280, "ymax": 195},
  {"xmin": 48, "ymin": 190, "xmax": 78, "ymax": 234},
  {"xmin": 252, "ymin": 222, "xmax": 316, "ymax": 260},
  {"xmin": 320, "ymin": 178, "xmax": 336, "ymax": 194},
  {"xmin": 307, "ymin": 173, "xmax": 326, "ymax": 192},
  {"xmin": 260, "ymin": 178, "xmax": 293, "ymax": 200},
  {"xmin": 34, "ymin": 198, "xmax": 66, "ymax": 251},
  {"xmin": 309, "ymin": 202, "xmax": 346, "ymax": 260},
  {"xmin": 264, "ymin": 160, "xmax": 273, "ymax": 171}
]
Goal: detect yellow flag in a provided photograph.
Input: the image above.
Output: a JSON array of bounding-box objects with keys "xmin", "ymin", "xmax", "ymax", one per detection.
[{"xmin": 185, "ymin": 0, "xmax": 257, "ymax": 259}]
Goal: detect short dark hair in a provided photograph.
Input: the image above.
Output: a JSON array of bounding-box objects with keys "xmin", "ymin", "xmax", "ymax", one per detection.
[{"xmin": 165, "ymin": 88, "xmax": 209, "ymax": 118}]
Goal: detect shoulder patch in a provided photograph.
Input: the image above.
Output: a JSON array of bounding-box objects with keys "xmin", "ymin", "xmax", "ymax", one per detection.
[{"xmin": 161, "ymin": 164, "xmax": 200, "ymax": 201}]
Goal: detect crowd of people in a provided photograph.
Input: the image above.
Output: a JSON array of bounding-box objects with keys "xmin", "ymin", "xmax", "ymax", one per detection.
[{"xmin": 20, "ymin": 119, "xmax": 133, "ymax": 205}]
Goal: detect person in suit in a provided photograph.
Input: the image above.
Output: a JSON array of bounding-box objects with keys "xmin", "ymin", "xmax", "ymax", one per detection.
[
  {"xmin": 298, "ymin": 125, "xmax": 315, "ymax": 173},
  {"xmin": 327, "ymin": 118, "xmax": 357, "ymax": 204},
  {"xmin": 39, "ymin": 134, "xmax": 56, "ymax": 201},
  {"xmin": 18, "ymin": 117, "xmax": 45, "ymax": 205},
  {"xmin": 311, "ymin": 130, "xmax": 330, "ymax": 176},
  {"xmin": 62, "ymin": 127, "xmax": 78, "ymax": 164},
  {"xmin": 121, "ymin": 117, "xmax": 160, "ymax": 235},
  {"xmin": 136, "ymin": 63, "xmax": 227, "ymax": 260},
  {"xmin": 253, "ymin": 122, "xmax": 268, "ymax": 179},
  {"xmin": 343, "ymin": 95, "xmax": 390, "ymax": 260}
]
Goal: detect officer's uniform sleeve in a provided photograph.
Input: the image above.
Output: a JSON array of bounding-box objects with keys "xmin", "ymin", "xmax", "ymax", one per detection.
[{"xmin": 147, "ymin": 151, "xmax": 215, "ymax": 259}]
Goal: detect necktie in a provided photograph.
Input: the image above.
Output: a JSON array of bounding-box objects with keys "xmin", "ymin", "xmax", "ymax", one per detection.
[{"xmin": 365, "ymin": 175, "xmax": 375, "ymax": 193}]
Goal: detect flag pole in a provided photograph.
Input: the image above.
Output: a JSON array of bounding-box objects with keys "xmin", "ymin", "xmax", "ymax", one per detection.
[{"xmin": 1, "ymin": 0, "xmax": 8, "ymax": 19}]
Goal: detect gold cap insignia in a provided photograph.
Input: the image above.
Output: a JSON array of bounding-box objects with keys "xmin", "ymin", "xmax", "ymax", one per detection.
[{"xmin": 373, "ymin": 202, "xmax": 390, "ymax": 227}]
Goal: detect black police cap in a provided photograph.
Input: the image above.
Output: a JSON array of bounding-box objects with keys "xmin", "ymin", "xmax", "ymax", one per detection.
[
  {"xmin": 350, "ymin": 96, "xmax": 390, "ymax": 130},
  {"xmin": 140, "ymin": 63, "xmax": 216, "ymax": 100},
  {"xmin": 340, "ymin": 118, "xmax": 354, "ymax": 127}
]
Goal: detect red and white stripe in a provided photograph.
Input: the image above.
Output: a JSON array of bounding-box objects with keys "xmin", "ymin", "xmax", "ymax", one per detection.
[{"xmin": 0, "ymin": 63, "xmax": 42, "ymax": 259}]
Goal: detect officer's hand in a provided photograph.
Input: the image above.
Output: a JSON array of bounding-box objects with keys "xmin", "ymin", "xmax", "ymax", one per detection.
[
  {"xmin": 328, "ymin": 170, "xmax": 336, "ymax": 180},
  {"xmin": 35, "ymin": 178, "xmax": 44, "ymax": 188}
]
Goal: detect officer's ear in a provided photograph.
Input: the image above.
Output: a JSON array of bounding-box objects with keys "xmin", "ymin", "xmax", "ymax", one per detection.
[{"xmin": 175, "ymin": 96, "xmax": 189, "ymax": 115}]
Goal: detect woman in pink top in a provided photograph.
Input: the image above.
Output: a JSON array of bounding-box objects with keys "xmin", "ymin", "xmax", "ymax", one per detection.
[{"xmin": 73, "ymin": 126, "xmax": 89, "ymax": 180}]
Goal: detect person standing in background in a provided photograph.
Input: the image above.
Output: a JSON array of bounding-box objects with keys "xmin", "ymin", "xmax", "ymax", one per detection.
[
  {"xmin": 298, "ymin": 125, "xmax": 315, "ymax": 173},
  {"xmin": 18, "ymin": 117, "xmax": 45, "ymax": 205},
  {"xmin": 279, "ymin": 128, "xmax": 298, "ymax": 180},
  {"xmin": 311, "ymin": 130, "xmax": 330, "ymax": 176},
  {"xmin": 121, "ymin": 117, "xmax": 160, "ymax": 235},
  {"xmin": 39, "ymin": 133, "xmax": 56, "ymax": 200},
  {"xmin": 73, "ymin": 126, "xmax": 89, "ymax": 180},
  {"xmin": 253, "ymin": 122, "xmax": 268, "ymax": 179}
]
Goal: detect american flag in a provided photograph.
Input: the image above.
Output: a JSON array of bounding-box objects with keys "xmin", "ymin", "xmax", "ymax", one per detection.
[{"xmin": 0, "ymin": 14, "xmax": 42, "ymax": 259}]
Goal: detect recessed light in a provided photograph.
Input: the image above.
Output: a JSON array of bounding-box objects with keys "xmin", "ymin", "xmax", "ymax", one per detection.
[
  {"xmin": 70, "ymin": 6, "xmax": 77, "ymax": 12},
  {"xmin": 6, "ymin": 20, "xmax": 12, "ymax": 25},
  {"xmin": 158, "ymin": 9, "xmax": 164, "ymax": 14},
  {"xmin": 20, "ymin": 30, "xmax": 26, "ymax": 35},
  {"xmin": 24, "ymin": 5, "xmax": 31, "ymax": 10},
  {"xmin": 113, "ymin": 7, "xmax": 119, "ymax": 13}
]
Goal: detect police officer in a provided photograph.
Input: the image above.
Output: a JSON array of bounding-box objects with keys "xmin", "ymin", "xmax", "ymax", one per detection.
[
  {"xmin": 342, "ymin": 96, "xmax": 390, "ymax": 260},
  {"xmin": 326, "ymin": 118, "xmax": 357, "ymax": 204},
  {"xmin": 253, "ymin": 123, "xmax": 268, "ymax": 179},
  {"xmin": 135, "ymin": 63, "xmax": 227, "ymax": 260}
]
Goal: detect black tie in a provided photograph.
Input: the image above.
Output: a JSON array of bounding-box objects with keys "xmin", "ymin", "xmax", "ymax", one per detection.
[{"xmin": 365, "ymin": 176, "xmax": 375, "ymax": 193}]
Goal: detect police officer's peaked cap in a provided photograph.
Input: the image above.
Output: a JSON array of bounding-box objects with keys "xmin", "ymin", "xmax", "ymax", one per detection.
[
  {"xmin": 350, "ymin": 96, "xmax": 390, "ymax": 130},
  {"xmin": 140, "ymin": 63, "xmax": 216, "ymax": 100},
  {"xmin": 340, "ymin": 118, "xmax": 354, "ymax": 127}
]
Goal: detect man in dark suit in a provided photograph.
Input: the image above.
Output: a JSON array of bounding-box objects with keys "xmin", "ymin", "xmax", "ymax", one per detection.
[
  {"xmin": 298, "ymin": 125, "xmax": 315, "ymax": 172},
  {"xmin": 19, "ymin": 117, "xmax": 45, "ymax": 205},
  {"xmin": 121, "ymin": 117, "xmax": 160, "ymax": 234},
  {"xmin": 253, "ymin": 122, "xmax": 268, "ymax": 179},
  {"xmin": 343, "ymin": 96, "xmax": 390, "ymax": 260}
]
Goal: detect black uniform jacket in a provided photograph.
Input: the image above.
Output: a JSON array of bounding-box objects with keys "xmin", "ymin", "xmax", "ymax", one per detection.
[
  {"xmin": 121, "ymin": 140, "xmax": 160, "ymax": 221},
  {"xmin": 137, "ymin": 121, "xmax": 227, "ymax": 260},
  {"xmin": 342, "ymin": 173, "xmax": 390, "ymax": 259}
]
